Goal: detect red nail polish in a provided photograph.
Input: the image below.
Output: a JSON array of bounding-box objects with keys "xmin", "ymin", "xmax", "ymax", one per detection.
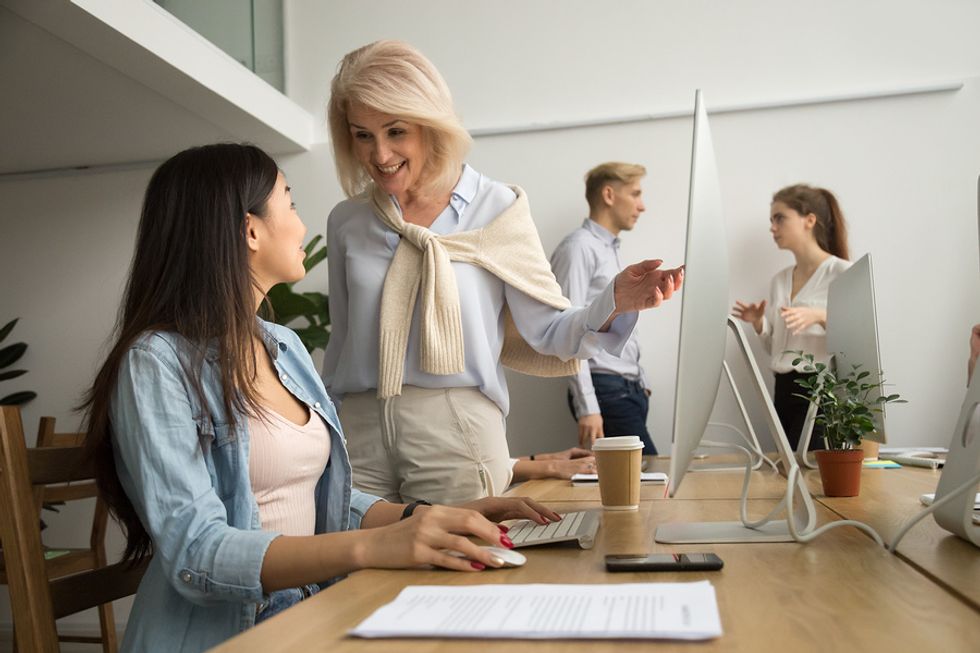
[
  {"xmin": 471, "ymin": 561, "xmax": 486, "ymax": 570},
  {"xmin": 497, "ymin": 524, "xmax": 510, "ymax": 533},
  {"xmin": 500, "ymin": 535, "xmax": 514, "ymax": 549}
]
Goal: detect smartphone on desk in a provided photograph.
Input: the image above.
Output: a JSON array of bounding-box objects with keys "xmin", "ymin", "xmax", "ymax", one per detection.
[{"xmin": 605, "ymin": 552, "xmax": 723, "ymax": 572}]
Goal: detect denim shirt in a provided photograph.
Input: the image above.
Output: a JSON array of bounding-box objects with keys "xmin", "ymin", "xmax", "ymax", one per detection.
[{"xmin": 110, "ymin": 319, "xmax": 382, "ymax": 652}]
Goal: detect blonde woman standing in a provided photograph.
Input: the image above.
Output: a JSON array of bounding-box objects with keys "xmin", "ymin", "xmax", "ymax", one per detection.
[
  {"xmin": 322, "ymin": 41, "xmax": 684, "ymax": 504},
  {"xmin": 733, "ymin": 184, "xmax": 851, "ymax": 450}
]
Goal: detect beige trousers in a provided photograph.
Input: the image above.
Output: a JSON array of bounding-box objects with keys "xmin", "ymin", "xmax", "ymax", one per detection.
[{"xmin": 340, "ymin": 386, "xmax": 514, "ymax": 504}]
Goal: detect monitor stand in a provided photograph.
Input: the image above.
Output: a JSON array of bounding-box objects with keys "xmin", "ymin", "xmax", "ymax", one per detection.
[
  {"xmin": 656, "ymin": 317, "xmax": 818, "ymax": 544},
  {"xmin": 655, "ymin": 519, "xmax": 799, "ymax": 543},
  {"xmin": 932, "ymin": 373, "xmax": 980, "ymax": 548},
  {"xmin": 687, "ymin": 360, "xmax": 766, "ymax": 472},
  {"xmin": 795, "ymin": 402, "xmax": 820, "ymax": 469}
]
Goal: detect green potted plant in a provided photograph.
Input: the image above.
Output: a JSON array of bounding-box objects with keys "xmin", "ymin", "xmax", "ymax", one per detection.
[
  {"xmin": 792, "ymin": 351, "xmax": 905, "ymax": 497},
  {"xmin": 0, "ymin": 318, "xmax": 37, "ymax": 406},
  {"xmin": 263, "ymin": 235, "xmax": 330, "ymax": 353}
]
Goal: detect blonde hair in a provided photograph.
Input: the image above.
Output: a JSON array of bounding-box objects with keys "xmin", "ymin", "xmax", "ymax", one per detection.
[
  {"xmin": 585, "ymin": 162, "xmax": 647, "ymax": 211},
  {"xmin": 328, "ymin": 40, "xmax": 472, "ymax": 198}
]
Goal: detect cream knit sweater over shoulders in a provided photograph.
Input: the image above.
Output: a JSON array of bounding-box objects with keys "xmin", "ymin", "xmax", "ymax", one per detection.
[{"xmin": 371, "ymin": 184, "xmax": 580, "ymax": 398}]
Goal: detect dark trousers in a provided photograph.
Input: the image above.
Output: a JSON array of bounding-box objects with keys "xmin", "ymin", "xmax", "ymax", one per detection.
[
  {"xmin": 568, "ymin": 373, "xmax": 656, "ymax": 455},
  {"xmin": 773, "ymin": 371, "xmax": 825, "ymax": 451}
]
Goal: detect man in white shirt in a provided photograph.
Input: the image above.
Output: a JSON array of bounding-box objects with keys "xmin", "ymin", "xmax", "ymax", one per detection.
[{"xmin": 550, "ymin": 162, "xmax": 655, "ymax": 454}]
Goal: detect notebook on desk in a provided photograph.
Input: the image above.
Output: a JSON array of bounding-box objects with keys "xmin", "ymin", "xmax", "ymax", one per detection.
[
  {"xmin": 570, "ymin": 472, "xmax": 668, "ymax": 487},
  {"xmin": 505, "ymin": 510, "xmax": 600, "ymax": 549}
]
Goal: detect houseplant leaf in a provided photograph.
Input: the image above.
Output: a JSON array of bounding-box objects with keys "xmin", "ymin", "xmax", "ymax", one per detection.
[
  {"xmin": 267, "ymin": 284, "xmax": 319, "ymax": 323},
  {"xmin": 292, "ymin": 326, "xmax": 329, "ymax": 353},
  {"xmin": 0, "ymin": 318, "xmax": 17, "ymax": 343},
  {"xmin": 301, "ymin": 292, "xmax": 329, "ymax": 325},
  {"xmin": 0, "ymin": 369, "xmax": 27, "ymax": 382},
  {"xmin": 0, "ymin": 391, "xmax": 37, "ymax": 405},
  {"xmin": 304, "ymin": 244, "xmax": 327, "ymax": 272},
  {"xmin": 0, "ymin": 343, "xmax": 27, "ymax": 369}
]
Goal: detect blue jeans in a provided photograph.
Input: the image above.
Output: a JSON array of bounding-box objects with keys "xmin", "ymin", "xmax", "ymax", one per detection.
[
  {"xmin": 569, "ymin": 373, "xmax": 656, "ymax": 455},
  {"xmin": 255, "ymin": 584, "xmax": 320, "ymax": 624}
]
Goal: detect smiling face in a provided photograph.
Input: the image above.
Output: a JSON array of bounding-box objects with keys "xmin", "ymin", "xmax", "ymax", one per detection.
[
  {"xmin": 769, "ymin": 200, "xmax": 815, "ymax": 251},
  {"xmin": 247, "ymin": 172, "xmax": 307, "ymax": 292},
  {"xmin": 347, "ymin": 102, "xmax": 428, "ymax": 200}
]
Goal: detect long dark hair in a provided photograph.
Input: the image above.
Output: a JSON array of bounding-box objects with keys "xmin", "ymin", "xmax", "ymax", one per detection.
[
  {"xmin": 82, "ymin": 143, "xmax": 278, "ymax": 563},
  {"xmin": 772, "ymin": 184, "xmax": 850, "ymax": 260}
]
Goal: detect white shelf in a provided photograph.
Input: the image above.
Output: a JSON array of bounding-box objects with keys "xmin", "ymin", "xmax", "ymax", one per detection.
[{"xmin": 0, "ymin": 0, "xmax": 315, "ymax": 177}]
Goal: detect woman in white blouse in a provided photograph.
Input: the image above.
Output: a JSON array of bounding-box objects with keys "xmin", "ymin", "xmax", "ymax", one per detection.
[
  {"xmin": 733, "ymin": 184, "xmax": 851, "ymax": 450},
  {"xmin": 322, "ymin": 40, "xmax": 683, "ymax": 504}
]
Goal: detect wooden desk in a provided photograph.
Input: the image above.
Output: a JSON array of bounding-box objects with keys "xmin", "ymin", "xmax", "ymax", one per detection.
[
  {"xmin": 213, "ymin": 485, "xmax": 980, "ymax": 652},
  {"xmin": 804, "ymin": 465, "xmax": 980, "ymax": 609}
]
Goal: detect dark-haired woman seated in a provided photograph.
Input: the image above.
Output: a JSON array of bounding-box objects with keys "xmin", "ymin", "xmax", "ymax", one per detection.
[{"xmin": 83, "ymin": 143, "xmax": 558, "ymax": 652}]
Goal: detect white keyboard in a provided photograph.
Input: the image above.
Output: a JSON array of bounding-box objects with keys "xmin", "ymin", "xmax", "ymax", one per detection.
[{"xmin": 506, "ymin": 511, "xmax": 600, "ymax": 549}]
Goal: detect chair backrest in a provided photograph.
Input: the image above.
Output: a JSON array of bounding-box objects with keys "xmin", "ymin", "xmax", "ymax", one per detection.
[
  {"xmin": 37, "ymin": 416, "xmax": 86, "ymax": 448},
  {"xmin": 35, "ymin": 415, "xmax": 107, "ymax": 551},
  {"xmin": 0, "ymin": 406, "xmax": 146, "ymax": 653}
]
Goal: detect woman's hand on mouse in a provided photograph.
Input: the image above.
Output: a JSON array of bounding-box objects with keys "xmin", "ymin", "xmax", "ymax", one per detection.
[{"xmin": 356, "ymin": 505, "xmax": 509, "ymax": 572}]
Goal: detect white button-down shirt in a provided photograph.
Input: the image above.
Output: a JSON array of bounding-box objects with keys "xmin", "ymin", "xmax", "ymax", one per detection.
[
  {"xmin": 551, "ymin": 218, "xmax": 648, "ymax": 418},
  {"xmin": 760, "ymin": 255, "xmax": 851, "ymax": 374}
]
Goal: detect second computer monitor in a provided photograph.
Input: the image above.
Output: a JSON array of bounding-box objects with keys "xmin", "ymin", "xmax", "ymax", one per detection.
[{"xmin": 825, "ymin": 253, "xmax": 888, "ymax": 443}]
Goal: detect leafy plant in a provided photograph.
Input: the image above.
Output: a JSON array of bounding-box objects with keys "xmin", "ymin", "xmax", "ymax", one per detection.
[
  {"xmin": 791, "ymin": 351, "xmax": 905, "ymax": 450},
  {"xmin": 0, "ymin": 318, "xmax": 36, "ymax": 405},
  {"xmin": 264, "ymin": 235, "xmax": 330, "ymax": 353}
]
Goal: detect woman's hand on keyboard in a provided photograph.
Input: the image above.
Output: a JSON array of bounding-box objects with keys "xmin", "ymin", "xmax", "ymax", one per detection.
[
  {"xmin": 535, "ymin": 447, "xmax": 593, "ymax": 461},
  {"xmin": 549, "ymin": 457, "xmax": 596, "ymax": 479},
  {"xmin": 459, "ymin": 496, "xmax": 561, "ymax": 525}
]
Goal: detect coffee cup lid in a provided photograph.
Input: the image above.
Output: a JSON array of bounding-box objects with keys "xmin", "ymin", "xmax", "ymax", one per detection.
[{"xmin": 592, "ymin": 435, "xmax": 643, "ymax": 451}]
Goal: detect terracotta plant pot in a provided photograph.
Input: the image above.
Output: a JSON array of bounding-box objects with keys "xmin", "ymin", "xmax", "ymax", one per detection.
[{"xmin": 814, "ymin": 448, "xmax": 864, "ymax": 497}]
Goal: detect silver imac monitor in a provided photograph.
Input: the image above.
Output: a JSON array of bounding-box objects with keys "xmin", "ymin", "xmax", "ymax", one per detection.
[
  {"xmin": 657, "ymin": 91, "xmax": 818, "ymax": 544},
  {"xmin": 932, "ymin": 176, "xmax": 980, "ymax": 547},
  {"xmin": 824, "ymin": 253, "xmax": 888, "ymax": 443},
  {"xmin": 665, "ymin": 89, "xmax": 729, "ymax": 498}
]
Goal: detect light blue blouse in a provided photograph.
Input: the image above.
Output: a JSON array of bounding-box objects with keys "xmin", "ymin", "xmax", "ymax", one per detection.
[
  {"xmin": 111, "ymin": 319, "xmax": 381, "ymax": 652},
  {"xmin": 322, "ymin": 165, "xmax": 637, "ymax": 415}
]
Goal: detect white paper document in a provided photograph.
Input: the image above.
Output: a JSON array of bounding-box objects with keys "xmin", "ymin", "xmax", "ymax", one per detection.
[
  {"xmin": 571, "ymin": 472, "xmax": 668, "ymax": 485},
  {"xmin": 349, "ymin": 582, "xmax": 722, "ymax": 640}
]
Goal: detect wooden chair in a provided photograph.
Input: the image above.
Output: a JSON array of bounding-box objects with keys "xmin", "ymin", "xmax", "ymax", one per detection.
[{"xmin": 0, "ymin": 406, "xmax": 146, "ymax": 653}]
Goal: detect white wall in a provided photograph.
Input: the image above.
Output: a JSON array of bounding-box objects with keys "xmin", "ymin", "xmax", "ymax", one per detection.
[
  {"xmin": 2, "ymin": 0, "xmax": 979, "ymax": 636},
  {"xmin": 283, "ymin": 0, "xmax": 980, "ymax": 454}
]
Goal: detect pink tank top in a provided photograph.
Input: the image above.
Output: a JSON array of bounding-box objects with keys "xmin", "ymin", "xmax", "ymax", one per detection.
[{"xmin": 248, "ymin": 407, "xmax": 331, "ymax": 536}]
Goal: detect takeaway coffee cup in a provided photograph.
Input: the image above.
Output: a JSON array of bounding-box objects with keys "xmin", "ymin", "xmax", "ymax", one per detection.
[{"xmin": 592, "ymin": 435, "xmax": 643, "ymax": 510}]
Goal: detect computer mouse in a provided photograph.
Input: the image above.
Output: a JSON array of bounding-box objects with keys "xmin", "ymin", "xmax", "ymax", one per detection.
[
  {"xmin": 482, "ymin": 546, "xmax": 527, "ymax": 568},
  {"xmin": 446, "ymin": 545, "xmax": 527, "ymax": 568}
]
